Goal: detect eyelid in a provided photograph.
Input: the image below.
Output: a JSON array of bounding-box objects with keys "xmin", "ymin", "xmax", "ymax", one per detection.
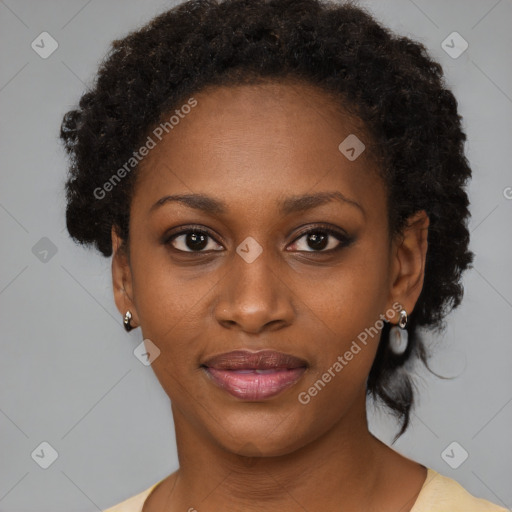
[{"xmin": 291, "ymin": 223, "xmax": 349, "ymax": 243}]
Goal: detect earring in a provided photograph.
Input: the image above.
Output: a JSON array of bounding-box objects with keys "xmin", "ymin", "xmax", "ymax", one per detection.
[
  {"xmin": 389, "ymin": 309, "xmax": 408, "ymax": 355},
  {"xmin": 123, "ymin": 310, "xmax": 134, "ymax": 332}
]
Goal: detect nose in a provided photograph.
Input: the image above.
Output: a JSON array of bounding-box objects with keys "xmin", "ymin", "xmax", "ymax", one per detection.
[{"xmin": 213, "ymin": 247, "xmax": 295, "ymax": 334}]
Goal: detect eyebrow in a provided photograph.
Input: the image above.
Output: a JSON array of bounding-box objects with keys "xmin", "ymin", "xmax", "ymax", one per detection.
[{"xmin": 150, "ymin": 191, "xmax": 365, "ymax": 217}]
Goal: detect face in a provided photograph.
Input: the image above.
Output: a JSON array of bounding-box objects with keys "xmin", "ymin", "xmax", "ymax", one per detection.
[{"xmin": 112, "ymin": 81, "xmax": 428, "ymax": 457}]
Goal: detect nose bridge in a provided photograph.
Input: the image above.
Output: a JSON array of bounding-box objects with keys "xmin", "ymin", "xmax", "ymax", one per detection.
[{"xmin": 214, "ymin": 239, "xmax": 294, "ymax": 332}]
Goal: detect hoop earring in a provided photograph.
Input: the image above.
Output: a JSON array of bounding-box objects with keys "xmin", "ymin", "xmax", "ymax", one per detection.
[
  {"xmin": 123, "ymin": 310, "xmax": 134, "ymax": 332},
  {"xmin": 389, "ymin": 309, "xmax": 408, "ymax": 355}
]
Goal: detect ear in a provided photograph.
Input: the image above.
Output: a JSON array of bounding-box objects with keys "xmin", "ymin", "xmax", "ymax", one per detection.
[
  {"xmin": 385, "ymin": 210, "xmax": 429, "ymax": 323},
  {"xmin": 111, "ymin": 225, "xmax": 139, "ymax": 328}
]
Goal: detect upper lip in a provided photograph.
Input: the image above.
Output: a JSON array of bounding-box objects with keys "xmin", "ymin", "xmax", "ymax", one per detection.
[{"xmin": 201, "ymin": 350, "xmax": 308, "ymax": 370}]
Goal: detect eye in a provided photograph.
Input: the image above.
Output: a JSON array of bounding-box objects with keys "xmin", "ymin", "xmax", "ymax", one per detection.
[
  {"xmin": 288, "ymin": 226, "xmax": 352, "ymax": 253},
  {"xmin": 163, "ymin": 224, "xmax": 352, "ymax": 254},
  {"xmin": 164, "ymin": 227, "xmax": 223, "ymax": 253}
]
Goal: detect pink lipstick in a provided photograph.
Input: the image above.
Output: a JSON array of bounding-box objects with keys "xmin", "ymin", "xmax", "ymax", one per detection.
[{"xmin": 201, "ymin": 350, "xmax": 308, "ymax": 400}]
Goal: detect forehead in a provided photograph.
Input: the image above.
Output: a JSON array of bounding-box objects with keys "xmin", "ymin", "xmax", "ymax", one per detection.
[{"xmin": 132, "ymin": 81, "xmax": 385, "ymax": 222}]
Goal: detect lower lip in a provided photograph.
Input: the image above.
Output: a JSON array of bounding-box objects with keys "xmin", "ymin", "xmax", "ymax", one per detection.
[{"xmin": 203, "ymin": 367, "xmax": 307, "ymax": 400}]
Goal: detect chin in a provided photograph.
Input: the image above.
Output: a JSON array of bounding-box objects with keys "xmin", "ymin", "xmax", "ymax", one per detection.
[{"xmin": 211, "ymin": 411, "xmax": 312, "ymax": 458}]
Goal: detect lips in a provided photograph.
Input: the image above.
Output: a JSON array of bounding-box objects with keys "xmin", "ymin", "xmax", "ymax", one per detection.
[
  {"xmin": 201, "ymin": 350, "xmax": 308, "ymax": 400},
  {"xmin": 201, "ymin": 350, "xmax": 308, "ymax": 371}
]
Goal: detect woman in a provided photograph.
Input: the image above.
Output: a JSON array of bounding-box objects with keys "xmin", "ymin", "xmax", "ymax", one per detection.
[{"xmin": 59, "ymin": 0, "xmax": 507, "ymax": 510}]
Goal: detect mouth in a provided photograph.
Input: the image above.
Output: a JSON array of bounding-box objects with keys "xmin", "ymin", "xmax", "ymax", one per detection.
[{"xmin": 200, "ymin": 350, "xmax": 308, "ymax": 401}]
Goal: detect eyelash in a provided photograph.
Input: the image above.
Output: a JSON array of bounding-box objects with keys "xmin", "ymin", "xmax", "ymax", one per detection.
[{"xmin": 163, "ymin": 224, "xmax": 353, "ymax": 254}]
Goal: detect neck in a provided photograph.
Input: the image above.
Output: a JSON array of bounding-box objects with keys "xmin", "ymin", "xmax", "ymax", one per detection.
[{"xmin": 168, "ymin": 389, "xmax": 386, "ymax": 511}]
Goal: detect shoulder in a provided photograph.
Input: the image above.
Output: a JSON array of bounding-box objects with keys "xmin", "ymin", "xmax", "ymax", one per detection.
[
  {"xmin": 102, "ymin": 480, "xmax": 162, "ymax": 512},
  {"xmin": 411, "ymin": 468, "xmax": 509, "ymax": 512}
]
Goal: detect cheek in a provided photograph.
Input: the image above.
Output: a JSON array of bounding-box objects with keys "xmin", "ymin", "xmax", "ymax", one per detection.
[
  {"xmin": 296, "ymin": 245, "xmax": 389, "ymax": 390},
  {"xmin": 130, "ymin": 242, "xmax": 215, "ymax": 334},
  {"xmin": 131, "ymin": 266, "xmax": 208, "ymax": 399},
  {"xmin": 302, "ymin": 284, "xmax": 382, "ymax": 394},
  {"xmin": 302, "ymin": 252, "xmax": 389, "ymax": 342},
  {"xmin": 296, "ymin": 281, "xmax": 383, "ymax": 420},
  {"xmin": 128, "ymin": 259, "xmax": 199, "ymax": 380}
]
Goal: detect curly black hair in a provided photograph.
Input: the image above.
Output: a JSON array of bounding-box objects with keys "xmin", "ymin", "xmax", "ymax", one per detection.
[{"xmin": 59, "ymin": 0, "xmax": 474, "ymax": 441}]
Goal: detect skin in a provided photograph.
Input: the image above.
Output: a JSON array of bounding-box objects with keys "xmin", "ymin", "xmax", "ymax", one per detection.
[{"xmin": 111, "ymin": 81, "xmax": 430, "ymax": 512}]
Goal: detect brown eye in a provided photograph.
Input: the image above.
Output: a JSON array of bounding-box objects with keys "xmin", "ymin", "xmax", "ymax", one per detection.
[
  {"xmin": 165, "ymin": 228, "xmax": 223, "ymax": 253},
  {"xmin": 288, "ymin": 227, "xmax": 352, "ymax": 253}
]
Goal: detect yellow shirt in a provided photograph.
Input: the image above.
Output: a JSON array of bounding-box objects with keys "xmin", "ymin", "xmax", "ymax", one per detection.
[{"xmin": 103, "ymin": 468, "xmax": 509, "ymax": 511}]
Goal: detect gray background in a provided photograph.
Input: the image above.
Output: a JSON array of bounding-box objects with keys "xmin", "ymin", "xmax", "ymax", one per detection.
[{"xmin": 0, "ymin": 0, "xmax": 511, "ymax": 510}]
